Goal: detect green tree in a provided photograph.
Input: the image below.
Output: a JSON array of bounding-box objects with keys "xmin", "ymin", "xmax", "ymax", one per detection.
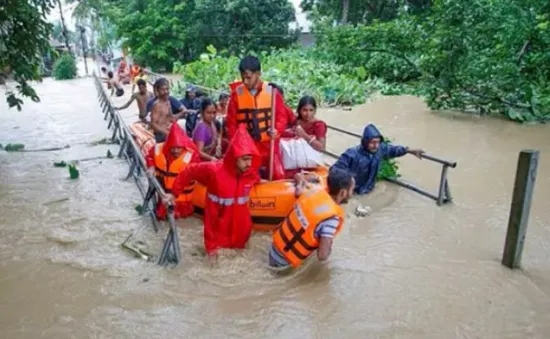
[
  {"xmin": 0, "ymin": 0, "xmax": 55, "ymax": 110},
  {"xmin": 315, "ymin": 0, "xmax": 550, "ymax": 122},
  {"xmin": 53, "ymin": 53, "xmax": 77, "ymax": 79},
  {"xmin": 191, "ymin": 0, "xmax": 297, "ymax": 56},
  {"xmin": 301, "ymin": 0, "xmax": 431, "ymax": 25},
  {"xmin": 101, "ymin": 0, "xmax": 297, "ymax": 69},
  {"xmin": 55, "ymin": 0, "xmax": 72, "ymax": 53},
  {"xmin": 106, "ymin": 0, "xmax": 195, "ymax": 70}
]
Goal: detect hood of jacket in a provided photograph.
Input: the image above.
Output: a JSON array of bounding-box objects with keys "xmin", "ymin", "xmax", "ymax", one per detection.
[
  {"xmin": 163, "ymin": 123, "xmax": 198, "ymax": 160},
  {"xmin": 223, "ymin": 124, "xmax": 260, "ymax": 177}
]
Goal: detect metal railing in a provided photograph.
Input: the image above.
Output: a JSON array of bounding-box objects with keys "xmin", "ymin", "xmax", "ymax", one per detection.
[
  {"xmin": 93, "ymin": 73, "xmax": 181, "ymax": 266},
  {"xmin": 143, "ymin": 76, "xmax": 457, "ymax": 206},
  {"xmin": 324, "ymin": 126, "xmax": 456, "ymax": 206}
]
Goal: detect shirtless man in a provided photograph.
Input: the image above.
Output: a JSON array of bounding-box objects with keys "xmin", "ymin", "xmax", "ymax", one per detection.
[
  {"xmin": 106, "ymin": 71, "xmax": 124, "ymax": 97},
  {"xmin": 150, "ymin": 78, "xmax": 187, "ymax": 142},
  {"xmin": 115, "ymin": 79, "xmax": 153, "ymax": 122}
]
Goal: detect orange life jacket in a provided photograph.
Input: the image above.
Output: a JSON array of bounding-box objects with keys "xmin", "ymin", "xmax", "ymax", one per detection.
[
  {"xmin": 131, "ymin": 65, "xmax": 140, "ymax": 78},
  {"xmin": 235, "ymin": 83, "xmax": 273, "ymax": 142},
  {"xmin": 153, "ymin": 143, "xmax": 195, "ymax": 202},
  {"xmin": 272, "ymin": 187, "xmax": 345, "ymax": 268}
]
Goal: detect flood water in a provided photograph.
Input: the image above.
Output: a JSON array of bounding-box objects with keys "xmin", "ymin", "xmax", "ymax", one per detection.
[{"xmin": 1, "ymin": 66, "xmax": 549, "ymax": 338}]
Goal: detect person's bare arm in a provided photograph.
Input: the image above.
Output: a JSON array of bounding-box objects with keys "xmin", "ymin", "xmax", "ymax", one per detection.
[
  {"xmin": 317, "ymin": 237, "xmax": 333, "ymax": 262},
  {"xmin": 172, "ymin": 105, "xmax": 191, "ymax": 120},
  {"xmin": 116, "ymin": 94, "xmax": 136, "ymax": 110},
  {"xmin": 309, "ymin": 137, "xmax": 326, "ymax": 152},
  {"xmin": 150, "ymin": 104, "xmax": 169, "ymax": 135}
]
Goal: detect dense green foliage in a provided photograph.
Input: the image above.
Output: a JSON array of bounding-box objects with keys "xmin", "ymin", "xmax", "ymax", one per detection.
[
  {"xmin": 174, "ymin": 46, "xmax": 368, "ymax": 107},
  {"xmin": 53, "ymin": 53, "xmax": 78, "ymax": 80},
  {"xmin": 314, "ymin": 0, "xmax": 550, "ymax": 122},
  {"xmin": 1, "ymin": 0, "xmax": 55, "ymax": 109},
  {"xmin": 101, "ymin": 0, "xmax": 297, "ymax": 70},
  {"xmin": 377, "ymin": 149, "xmax": 399, "ymax": 180},
  {"xmin": 301, "ymin": 0, "xmax": 432, "ymax": 25}
]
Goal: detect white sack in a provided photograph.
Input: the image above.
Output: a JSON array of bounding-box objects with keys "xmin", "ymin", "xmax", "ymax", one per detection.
[{"xmin": 280, "ymin": 138, "xmax": 322, "ymax": 170}]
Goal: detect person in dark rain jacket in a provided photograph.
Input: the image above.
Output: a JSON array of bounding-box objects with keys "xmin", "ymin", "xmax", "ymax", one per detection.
[{"xmin": 331, "ymin": 124, "xmax": 424, "ymax": 195}]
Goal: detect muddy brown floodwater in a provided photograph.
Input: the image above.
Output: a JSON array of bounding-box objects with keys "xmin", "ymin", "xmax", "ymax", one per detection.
[{"xmin": 1, "ymin": 68, "xmax": 549, "ymax": 338}]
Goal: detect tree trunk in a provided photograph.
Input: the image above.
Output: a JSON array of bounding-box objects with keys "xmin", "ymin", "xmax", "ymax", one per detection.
[
  {"xmin": 56, "ymin": 0, "xmax": 72, "ymax": 54},
  {"xmin": 341, "ymin": 0, "xmax": 350, "ymax": 24}
]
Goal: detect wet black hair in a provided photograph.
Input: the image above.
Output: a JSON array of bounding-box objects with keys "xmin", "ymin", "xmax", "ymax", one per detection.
[
  {"xmin": 136, "ymin": 79, "xmax": 146, "ymax": 86},
  {"xmin": 107, "ymin": 71, "xmax": 113, "ymax": 78},
  {"xmin": 218, "ymin": 92, "xmax": 229, "ymax": 101},
  {"xmin": 101, "ymin": 66, "xmax": 107, "ymax": 72},
  {"xmin": 200, "ymin": 97, "xmax": 216, "ymax": 112},
  {"xmin": 153, "ymin": 77, "xmax": 169, "ymax": 90},
  {"xmin": 296, "ymin": 95, "xmax": 317, "ymax": 120},
  {"xmin": 239, "ymin": 55, "xmax": 261, "ymax": 73},
  {"xmin": 269, "ymin": 83, "xmax": 284, "ymax": 97},
  {"xmin": 327, "ymin": 168, "xmax": 354, "ymax": 196}
]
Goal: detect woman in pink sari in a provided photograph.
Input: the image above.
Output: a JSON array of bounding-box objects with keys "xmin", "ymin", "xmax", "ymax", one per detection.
[
  {"xmin": 282, "ymin": 96, "xmax": 327, "ymax": 178},
  {"xmin": 283, "ymin": 95, "xmax": 327, "ymax": 151}
]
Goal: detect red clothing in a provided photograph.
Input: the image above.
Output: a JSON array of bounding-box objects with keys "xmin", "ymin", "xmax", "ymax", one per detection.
[
  {"xmin": 299, "ymin": 119, "xmax": 328, "ymax": 140},
  {"xmin": 172, "ymin": 124, "xmax": 261, "ymax": 255},
  {"xmin": 282, "ymin": 119, "xmax": 328, "ymax": 178},
  {"xmin": 226, "ymin": 81, "xmax": 287, "ymax": 180},
  {"xmin": 285, "ymin": 104, "xmax": 297, "ymax": 127},
  {"xmin": 146, "ymin": 124, "xmax": 200, "ymax": 219},
  {"xmin": 282, "ymin": 119, "xmax": 327, "ymax": 139}
]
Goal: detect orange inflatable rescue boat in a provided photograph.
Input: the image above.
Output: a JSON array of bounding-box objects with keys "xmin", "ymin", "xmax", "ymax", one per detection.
[{"xmin": 128, "ymin": 121, "xmax": 328, "ymax": 232}]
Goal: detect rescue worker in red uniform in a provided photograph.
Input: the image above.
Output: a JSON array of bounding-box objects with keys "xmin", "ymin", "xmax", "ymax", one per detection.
[
  {"xmin": 268, "ymin": 169, "xmax": 355, "ymax": 269},
  {"xmin": 226, "ymin": 56, "xmax": 288, "ymax": 180},
  {"xmin": 146, "ymin": 123, "xmax": 200, "ymax": 219},
  {"xmin": 168, "ymin": 124, "xmax": 261, "ymax": 256}
]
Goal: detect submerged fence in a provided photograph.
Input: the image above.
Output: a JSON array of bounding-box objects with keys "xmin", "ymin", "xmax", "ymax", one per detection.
[{"xmin": 94, "ymin": 73, "xmax": 181, "ymax": 266}]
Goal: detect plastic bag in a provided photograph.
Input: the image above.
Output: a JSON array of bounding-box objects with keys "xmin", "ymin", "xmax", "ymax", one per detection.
[{"xmin": 280, "ymin": 138, "xmax": 322, "ymax": 170}]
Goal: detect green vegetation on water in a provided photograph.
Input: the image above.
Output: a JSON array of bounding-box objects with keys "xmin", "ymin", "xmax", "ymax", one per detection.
[
  {"xmin": 53, "ymin": 53, "xmax": 77, "ymax": 80},
  {"xmin": 174, "ymin": 47, "xmax": 369, "ymax": 108},
  {"xmin": 2, "ymin": 143, "xmax": 25, "ymax": 152}
]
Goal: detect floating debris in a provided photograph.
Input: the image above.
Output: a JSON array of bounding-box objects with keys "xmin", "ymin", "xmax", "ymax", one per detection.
[
  {"xmin": 43, "ymin": 197, "xmax": 70, "ymax": 206},
  {"xmin": 3, "ymin": 143, "xmax": 25, "ymax": 152},
  {"xmin": 54, "ymin": 149, "xmax": 114, "ymax": 167},
  {"xmin": 89, "ymin": 137, "xmax": 117, "ymax": 146},
  {"xmin": 54, "ymin": 161, "xmax": 67, "ymax": 167},
  {"xmin": 68, "ymin": 162, "xmax": 79, "ymax": 179},
  {"xmin": 120, "ymin": 242, "xmax": 152, "ymax": 261},
  {"xmin": 355, "ymin": 205, "xmax": 372, "ymax": 217}
]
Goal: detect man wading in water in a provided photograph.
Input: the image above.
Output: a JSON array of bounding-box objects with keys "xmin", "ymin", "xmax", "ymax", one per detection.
[
  {"xmin": 115, "ymin": 79, "xmax": 153, "ymax": 122},
  {"xmin": 106, "ymin": 71, "xmax": 125, "ymax": 97},
  {"xmin": 150, "ymin": 78, "xmax": 187, "ymax": 142}
]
